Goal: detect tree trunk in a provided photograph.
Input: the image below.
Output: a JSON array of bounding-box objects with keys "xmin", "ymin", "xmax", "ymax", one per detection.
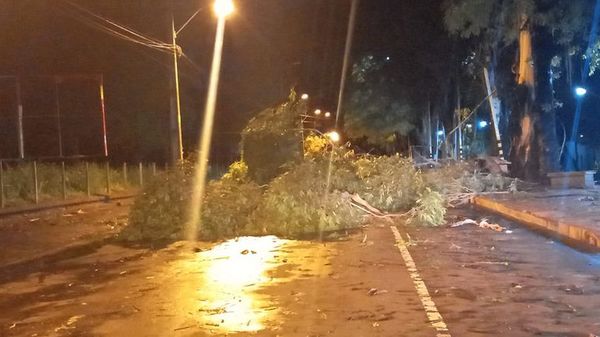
[{"xmin": 510, "ymin": 16, "xmax": 539, "ymax": 180}]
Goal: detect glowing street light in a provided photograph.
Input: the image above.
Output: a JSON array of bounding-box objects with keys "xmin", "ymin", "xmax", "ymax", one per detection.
[
  {"xmin": 326, "ymin": 130, "xmax": 341, "ymax": 143},
  {"xmin": 478, "ymin": 120, "xmax": 489, "ymax": 129},
  {"xmin": 188, "ymin": 0, "xmax": 234, "ymax": 241},
  {"xmin": 314, "ymin": 109, "xmax": 322, "ymax": 116},
  {"xmin": 214, "ymin": 0, "xmax": 234, "ymax": 18},
  {"xmin": 324, "ymin": 111, "xmax": 332, "ymax": 118},
  {"xmin": 575, "ymin": 86, "xmax": 588, "ymax": 97},
  {"xmin": 301, "ymin": 93, "xmax": 309, "ymax": 100}
]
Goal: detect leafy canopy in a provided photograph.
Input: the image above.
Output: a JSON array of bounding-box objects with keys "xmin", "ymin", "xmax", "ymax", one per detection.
[{"xmin": 345, "ymin": 55, "xmax": 417, "ymax": 145}]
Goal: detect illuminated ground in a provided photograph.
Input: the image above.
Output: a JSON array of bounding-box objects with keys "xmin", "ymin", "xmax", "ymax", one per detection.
[{"xmin": 1, "ymin": 208, "xmax": 600, "ymax": 336}]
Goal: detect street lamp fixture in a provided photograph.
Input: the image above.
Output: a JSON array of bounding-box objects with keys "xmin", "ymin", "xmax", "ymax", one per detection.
[
  {"xmin": 478, "ymin": 120, "xmax": 489, "ymax": 129},
  {"xmin": 301, "ymin": 93, "xmax": 309, "ymax": 100},
  {"xmin": 324, "ymin": 112, "xmax": 332, "ymax": 118},
  {"xmin": 314, "ymin": 109, "xmax": 322, "ymax": 116},
  {"xmin": 214, "ymin": 0, "xmax": 234, "ymax": 18},
  {"xmin": 326, "ymin": 130, "xmax": 341, "ymax": 143},
  {"xmin": 575, "ymin": 86, "xmax": 588, "ymax": 97}
]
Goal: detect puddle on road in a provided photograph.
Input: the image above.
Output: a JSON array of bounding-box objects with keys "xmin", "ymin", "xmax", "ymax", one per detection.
[{"xmin": 177, "ymin": 236, "xmax": 290, "ymax": 333}]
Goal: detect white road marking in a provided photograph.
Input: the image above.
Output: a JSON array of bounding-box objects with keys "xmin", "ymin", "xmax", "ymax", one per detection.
[{"xmin": 390, "ymin": 226, "xmax": 451, "ymax": 337}]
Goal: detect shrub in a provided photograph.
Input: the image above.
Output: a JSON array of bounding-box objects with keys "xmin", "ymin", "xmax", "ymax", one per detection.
[
  {"xmin": 249, "ymin": 159, "xmax": 363, "ymax": 238},
  {"xmin": 304, "ymin": 134, "xmax": 330, "ymax": 157},
  {"xmin": 124, "ymin": 160, "xmax": 262, "ymax": 243},
  {"xmin": 408, "ymin": 188, "xmax": 446, "ymax": 226},
  {"xmin": 200, "ymin": 177, "xmax": 262, "ymax": 240},
  {"xmin": 124, "ymin": 161, "xmax": 193, "ymax": 242},
  {"xmin": 351, "ymin": 154, "xmax": 424, "ymax": 212},
  {"xmin": 241, "ymin": 93, "xmax": 306, "ymax": 184}
]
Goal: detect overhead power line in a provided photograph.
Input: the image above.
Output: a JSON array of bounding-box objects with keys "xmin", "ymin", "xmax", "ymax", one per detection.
[{"xmin": 59, "ymin": 0, "xmax": 174, "ymax": 54}]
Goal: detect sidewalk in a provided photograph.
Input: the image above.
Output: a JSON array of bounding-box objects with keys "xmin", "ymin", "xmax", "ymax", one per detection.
[
  {"xmin": 0, "ymin": 197, "xmax": 134, "ymax": 273},
  {"xmin": 472, "ymin": 188, "xmax": 600, "ymax": 250},
  {"xmin": 0, "ymin": 191, "xmax": 137, "ymax": 217}
]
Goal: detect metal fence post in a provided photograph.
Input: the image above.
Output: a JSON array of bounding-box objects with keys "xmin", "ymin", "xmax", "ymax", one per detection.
[
  {"xmin": 105, "ymin": 161, "xmax": 111, "ymax": 196},
  {"xmin": 85, "ymin": 162, "xmax": 91, "ymax": 197},
  {"xmin": 0, "ymin": 160, "xmax": 5, "ymax": 208},
  {"xmin": 33, "ymin": 161, "xmax": 39, "ymax": 204},
  {"xmin": 138, "ymin": 162, "xmax": 143, "ymax": 187},
  {"xmin": 61, "ymin": 161, "xmax": 67, "ymax": 200},
  {"xmin": 152, "ymin": 162, "xmax": 157, "ymax": 176},
  {"xmin": 123, "ymin": 162, "xmax": 128, "ymax": 185}
]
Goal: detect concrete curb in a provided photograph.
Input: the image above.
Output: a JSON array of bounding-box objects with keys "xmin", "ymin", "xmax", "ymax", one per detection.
[{"xmin": 472, "ymin": 195, "xmax": 600, "ymax": 250}]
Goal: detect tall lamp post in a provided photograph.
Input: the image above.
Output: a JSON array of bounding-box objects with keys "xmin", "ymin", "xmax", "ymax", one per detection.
[{"xmin": 187, "ymin": 0, "xmax": 234, "ymax": 241}]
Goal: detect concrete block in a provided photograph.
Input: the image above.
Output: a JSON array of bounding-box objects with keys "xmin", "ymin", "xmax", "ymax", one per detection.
[{"xmin": 547, "ymin": 171, "xmax": 596, "ymax": 189}]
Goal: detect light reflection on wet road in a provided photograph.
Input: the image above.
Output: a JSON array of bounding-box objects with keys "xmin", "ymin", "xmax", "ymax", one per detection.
[{"xmin": 190, "ymin": 236, "xmax": 285, "ymax": 332}]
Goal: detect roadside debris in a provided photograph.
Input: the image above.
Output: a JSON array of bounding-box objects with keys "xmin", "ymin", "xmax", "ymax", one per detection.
[
  {"xmin": 450, "ymin": 217, "xmax": 507, "ymax": 232},
  {"xmin": 367, "ymin": 288, "xmax": 388, "ymax": 296},
  {"xmin": 54, "ymin": 315, "xmax": 85, "ymax": 332}
]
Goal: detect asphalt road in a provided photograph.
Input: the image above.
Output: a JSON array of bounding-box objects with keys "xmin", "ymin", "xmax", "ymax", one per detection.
[
  {"xmin": 1, "ymin": 207, "xmax": 600, "ymax": 336},
  {"xmin": 404, "ymin": 208, "xmax": 600, "ymax": 337}
]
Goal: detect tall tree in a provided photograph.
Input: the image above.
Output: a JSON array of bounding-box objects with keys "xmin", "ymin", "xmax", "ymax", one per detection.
[
  {"xmin": 444, "ymin": 0, "xmax": 593, "ymax": 179},
  {"xmin": 344, "ymin": 55, "xmax": 417, "ymax": 153}
]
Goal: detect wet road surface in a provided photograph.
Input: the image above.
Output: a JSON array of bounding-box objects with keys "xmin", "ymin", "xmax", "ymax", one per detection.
[
  {"xmin": 1, "ymin": 207, "xmax": 600, "ymax": 336},
  {"xmin": 403, "ymin": 208, "xmax": 600, "ymax": 336},
  {"xmin": 0, "ymin": 227, "xmax": 434, "ymax": 337}
]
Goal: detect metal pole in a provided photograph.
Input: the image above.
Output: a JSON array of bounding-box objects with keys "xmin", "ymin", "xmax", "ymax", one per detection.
[
  {"xmin": 171, "ymin": 8, "xmax": 184, "ymax": 162},
  {"xmin": 16, "ymin": 76, "xmax": 24, "ymax": 159},
  {"xmin": 484, "ymin": 68, "xmax": 504, "ymax": 158},
  {"xmin": 152, "ymin": 162, "xmax": 157, "ymax": 176},
  {"xmin": 85, "ymin": 162, "xmax": 91, "ymax": 197},
  {"xmin": 333, "ymin": 0, "xmax": 359, "ymax": 129},
  {"xmin": 33, "ymin": 161, "xmax": 39, "ymax": 204},
  {"xmin": 54, "ymin": 77, "xmax": 64, "ymax": 157},
  {"xmin": 123, "ymin": 162, "xmax": 128, "ymax": 185},
  {"xmin": 138, "ymin": 162, "xmax": 143, "ymax": 187},
  {"xmin": 99, "ymin": 75, "xmax": 109, "ymax": 157},
  {"xmin": 105, "ymin": 161, "xmax": 110, "ymax": 196},
  {"xmin": 61, "ymin": 161, "xmax": 67, "ymax": 200},
  {"xmin": 0, "ymin": 160, "xmax": 5, "ymax": 208}
]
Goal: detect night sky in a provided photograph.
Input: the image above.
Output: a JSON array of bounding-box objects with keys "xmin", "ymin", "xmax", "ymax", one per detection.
[{"xmin": 0, "ymin": 0, "xmax": 448, "ymax": 164}]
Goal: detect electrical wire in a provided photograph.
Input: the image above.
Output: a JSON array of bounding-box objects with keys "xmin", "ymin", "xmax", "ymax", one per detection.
[{"xmin": 58, "ymin": 0, "xmax": 174, "ymax": 54}]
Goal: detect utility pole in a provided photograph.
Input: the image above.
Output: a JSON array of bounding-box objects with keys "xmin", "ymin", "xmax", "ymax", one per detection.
[
  {"xmin": 170, "ymin": 6, "xmax": 184, "ymax": 163},
  {"xmin": 333, "ymin": 0, "xmax": 359, "ymax": 130}
]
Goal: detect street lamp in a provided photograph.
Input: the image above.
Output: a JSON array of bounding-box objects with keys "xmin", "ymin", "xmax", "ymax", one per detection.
[
  {"xmin": 326, "ymin": 130, "xmax": 341, "ymax": 143},
  {"xmin": 575, "ymin": 86, "xmax": 588, "ymax": 97},
  {"xmin": 324, "ymin": 111, "xmax": 332, "ymax": 118},
  {"xmin": 301, "ymin": 93, "xmax": 309, "ymax": 100},
  {"xmin": 314, "ymin": 109, "xmax": 322, "ymax": 116},
  {"xmin": 214, "ymin": 0, "xmax": 234, "ymax": 17}
]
